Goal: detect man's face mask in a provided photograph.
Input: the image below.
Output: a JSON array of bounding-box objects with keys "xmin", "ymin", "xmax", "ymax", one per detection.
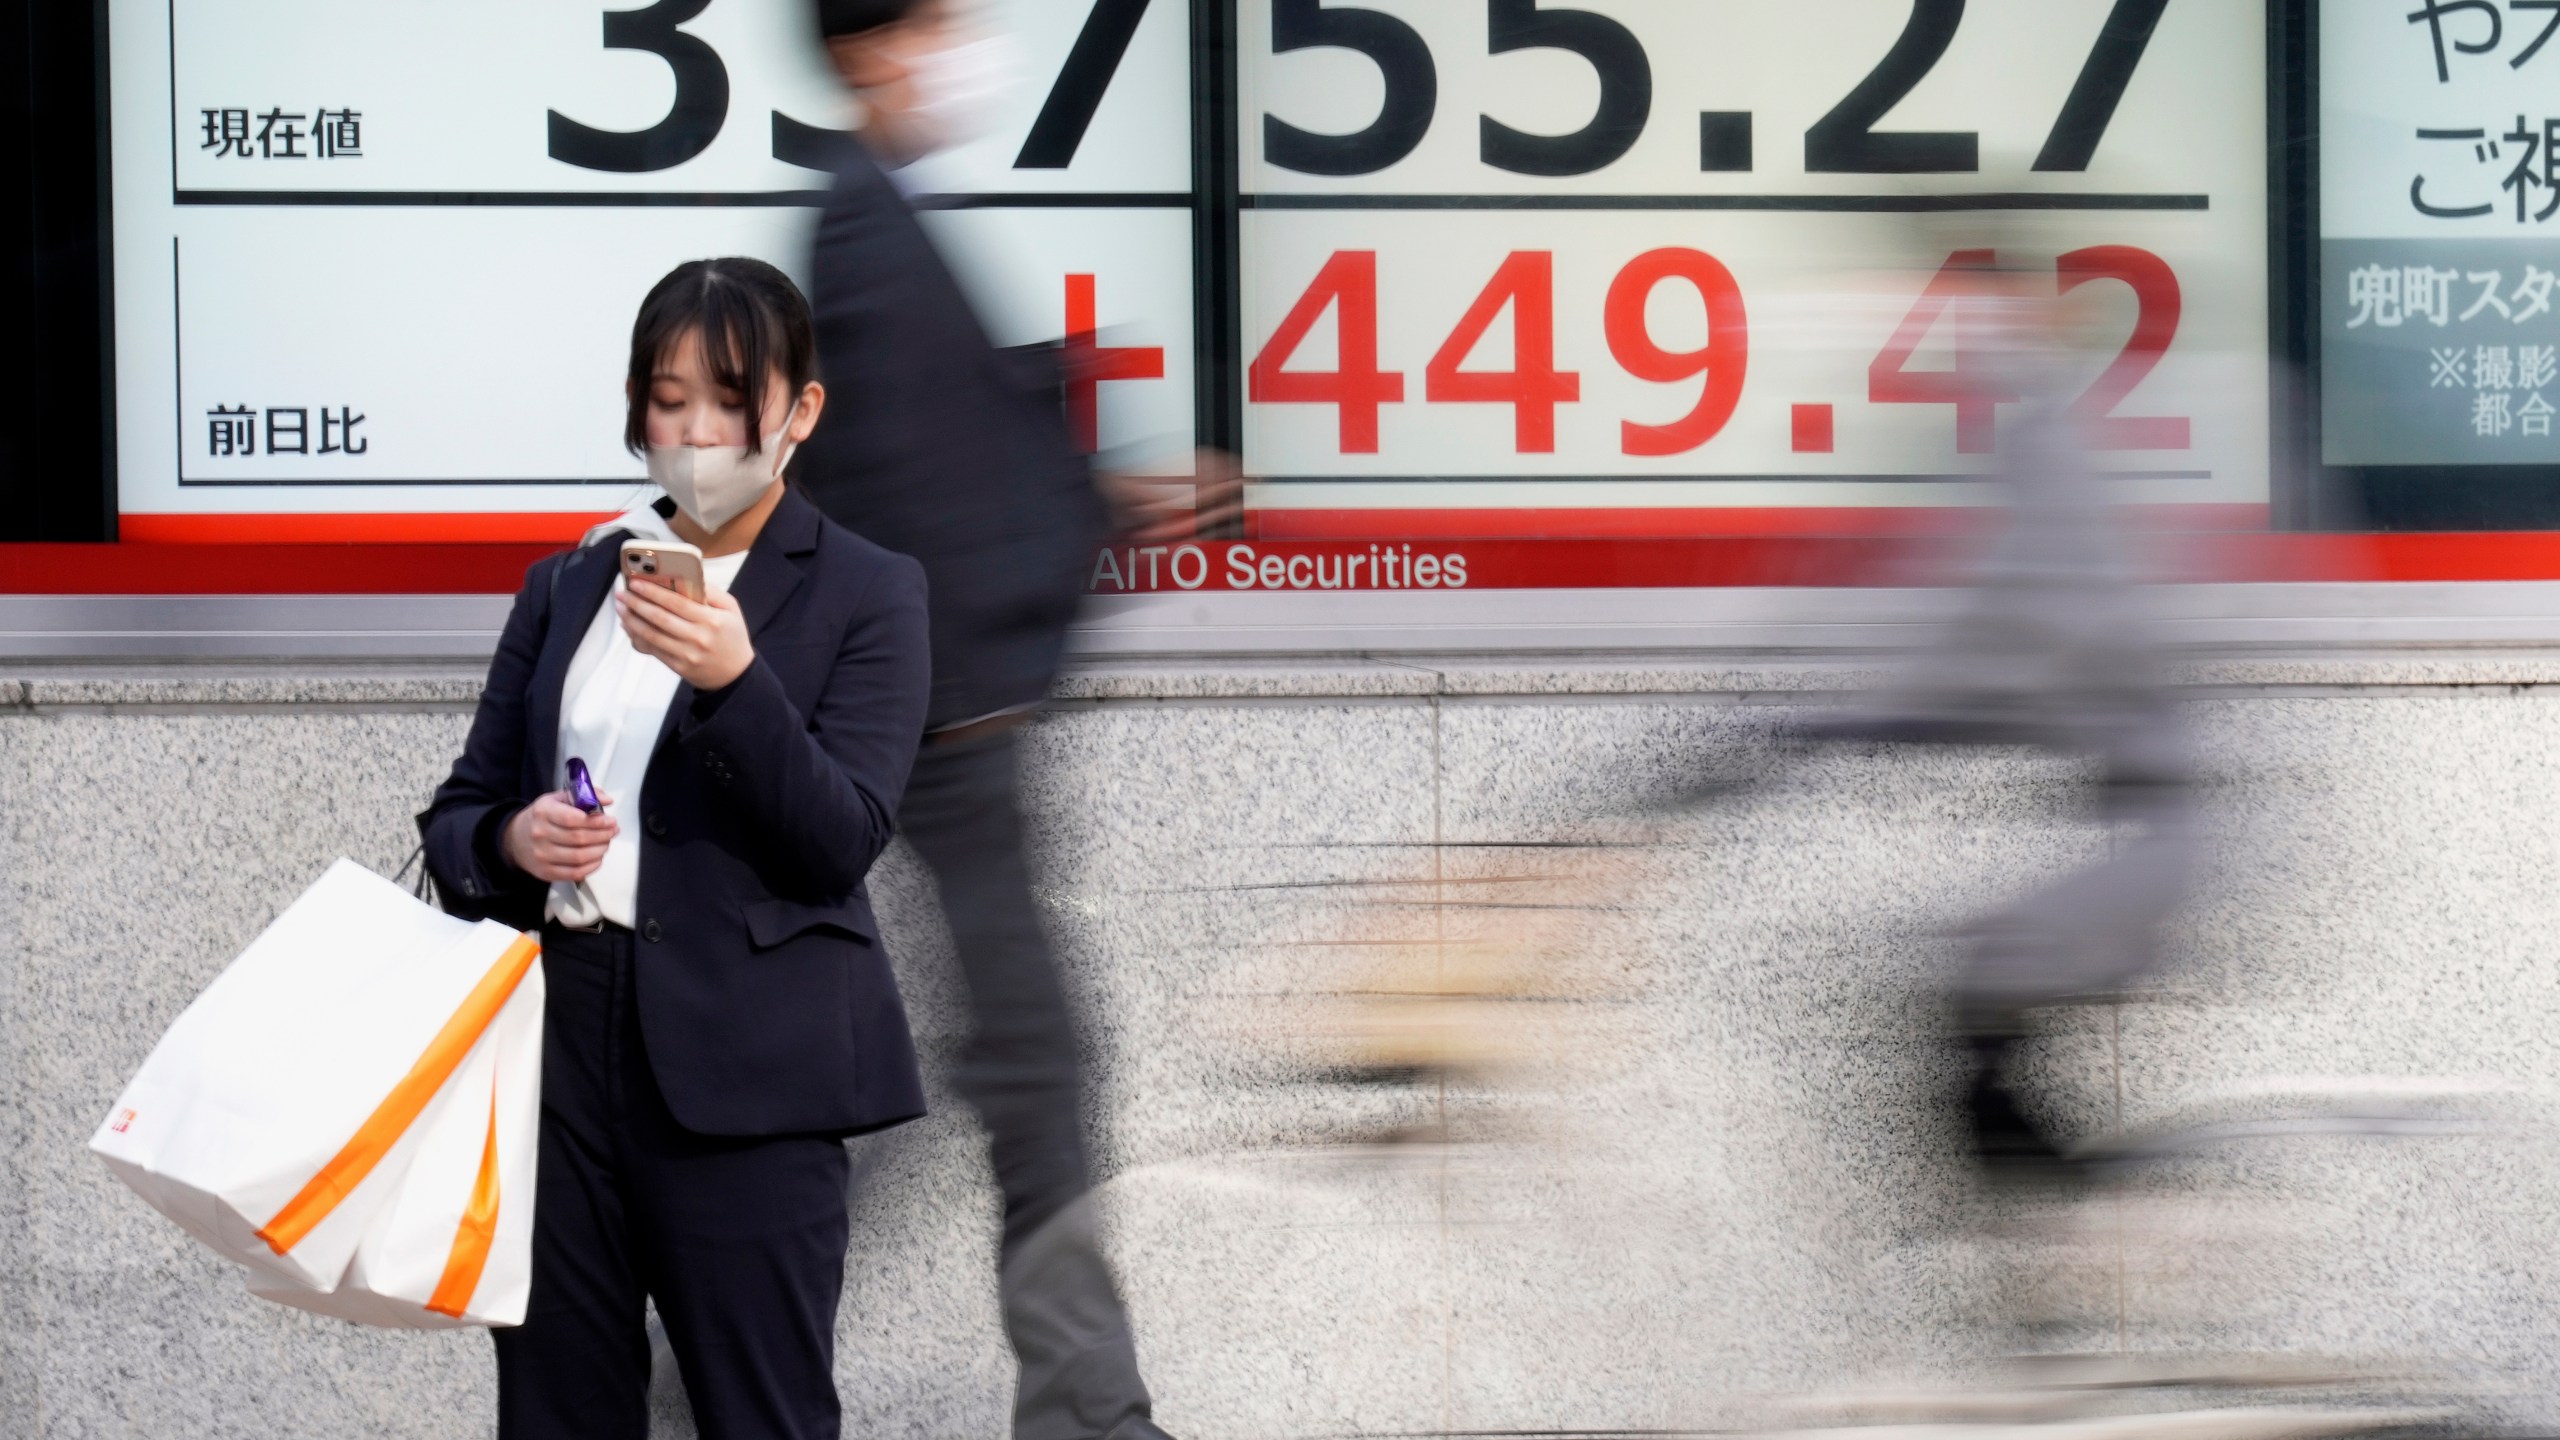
[{"xmin": 903, "ymin": 28, "xmax": 1021, "ymax": 155}]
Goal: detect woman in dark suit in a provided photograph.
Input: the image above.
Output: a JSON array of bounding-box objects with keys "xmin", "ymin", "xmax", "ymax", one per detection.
[{"xmin": 420, "ymin": 257, "xmax": 931, "ymax": 1440}]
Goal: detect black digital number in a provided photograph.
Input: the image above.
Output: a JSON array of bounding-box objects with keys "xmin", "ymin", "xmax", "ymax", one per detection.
[
  {"xmin": 1480, "ymin": 0, "xmax": 1652, "ymax": 176},
  {"xmin": 1805, "ymin": 0, "xmax": 1976, "ymax": 174},
  {"xmin": 2033, "ymin": 0, "xmax": 2170, "ymax": 171},
  {"xmin": 548, "ymin": 0, "xmax": 730, "ymax": 173},
  {"xmin": 1018, "ymin": 0, "xmax": 1154, "ymax": 168},
  {"xmin": 1264, "ymin": 0, "xmax": 1438, "ymax": 176},
  {"xmin": 771, "ymin": 112, "xmax": 846, "ymax": 171}
]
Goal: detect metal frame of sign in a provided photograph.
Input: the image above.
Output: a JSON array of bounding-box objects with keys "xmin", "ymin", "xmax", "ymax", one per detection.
[
  {"xmin": 14, "ymin": 0, "xmax": 2560, "ymax": 662},
  {"xmin": 2268, "ymin": 0, "xmax": 2317, "ymax": 531},
  {"xmin": 77, "ymin": 0, "xmax": 2318, "ymax": 537},
  {"xmin": 2284, "ymin": 2, "xmax": 2560, "ymax": 529},
  {"xmin": 1192, "ymin": 0, "xmax": 1246, "ymax": 463},
  {"xmin": 0, "ymin": 0, "xmax": 119, "ymax": 544}
]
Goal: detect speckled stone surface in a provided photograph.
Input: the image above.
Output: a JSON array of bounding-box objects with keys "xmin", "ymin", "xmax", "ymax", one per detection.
[
  {"xmin": 2111, "ymin": 696, "xmax": 2560, "ymax": 1426},
  {"xmin": 0, "ymin": 708, "xmax": 494, "ymax": 1439},
  {"xmin": 6, "ymin": 660, "xmax": 2560, "ymax": 1435}
]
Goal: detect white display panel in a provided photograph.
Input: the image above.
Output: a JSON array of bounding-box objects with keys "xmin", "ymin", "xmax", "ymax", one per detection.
[
  {"xmin": 1240, "ymin": 210, "xmax": 2263, "ymax": 506},
  {"xmin": 1234, "ymin": 0, "xmax": 2270, "ymax": 514},
  {"xmin": 919, "ymin": 207, "xmax": 1197, "ymax": 467},
  {"xmin": 110, "ymin": 0, "xmax": 2274, "ymax": 536},
  {"xmin": 150, "ymin": 206, "xmax": 1192, "ymax": 489},
  {"xmin": 2319, "ymin": 0, "xmax": 2560, "ymax": 466},
  {"xmin": 164, "ymin": 207, "xmax": 812, "ymax": 490},
  {"xmin": 111, "ymin": 0, "xmax": 1194, "ymax": 524},
  {"xmin": 1241, "ymin": 0, "xmax": 2247, "ymax": 196},
  {"xmin": 2320, "ymin": 0, "xmax": 2560, "ymax": 240},
  {"xmin": 164, "ymin": 0, "xmax": 1188, "ymax": 196}
]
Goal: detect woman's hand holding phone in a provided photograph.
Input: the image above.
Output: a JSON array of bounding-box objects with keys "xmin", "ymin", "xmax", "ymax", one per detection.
[
  {"xmin": 503, "ymin": 790, "xmax": 618, "ymax": 883},
  {"xmin": 619, "ymin": 579, "xmax": 755, "ymax": 691}
]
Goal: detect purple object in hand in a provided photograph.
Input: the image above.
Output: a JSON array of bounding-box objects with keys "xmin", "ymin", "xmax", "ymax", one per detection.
[{"xmin": 566, "ymin": 757, "xmax": 603, "ymax": 814}]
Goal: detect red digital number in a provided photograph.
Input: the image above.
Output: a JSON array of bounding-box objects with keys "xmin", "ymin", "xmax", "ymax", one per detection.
[
  {"xmin": 1603, "ymin": 248, "xmax": 1750, "ymax": 457},
  {"xmin": 1060, "ymin": 273, "xmax": 1166, "ymax": 456},
  {"xmin": 1873, "ymin": 247, "xmax": 2188, "ymax": 455},
  {"xmin": 1424, "ymin": 252, "xmax": 1581, "ymax": 453},
  {"xmin": 1248, "ymin": 250, "xmax": 1405, "ymax": 453},
  {"xmin": 1869, "ymin": 248, "xmax": 2018, "ymax": 455},
  {"xmin": 1248, "ymin": 244, "xmax": 2183, "ymax": 463},
  {"xmin": 2058, "ymin": 245, "xmax": 2188, "ymax": 451}
]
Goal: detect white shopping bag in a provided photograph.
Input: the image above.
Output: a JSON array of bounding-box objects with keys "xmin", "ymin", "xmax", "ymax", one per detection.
[
  {"xmin": 246, "ymin": 959, "xmax": 544, "ymax": 1328},
  {"xmin": 93, "ymin": 858, "xmax": 545, "ymax": 1327}
]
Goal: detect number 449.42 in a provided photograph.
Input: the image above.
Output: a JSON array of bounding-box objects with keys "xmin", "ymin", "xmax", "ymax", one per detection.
[{"xmin": 1247, "ymin": 246, "xmax": 2187, "ymax": 458}]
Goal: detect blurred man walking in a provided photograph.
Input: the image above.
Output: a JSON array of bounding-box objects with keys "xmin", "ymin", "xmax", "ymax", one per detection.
[{"xmin": 795, "ymin": 5, "xmax": 1173, "ymax": 1439}]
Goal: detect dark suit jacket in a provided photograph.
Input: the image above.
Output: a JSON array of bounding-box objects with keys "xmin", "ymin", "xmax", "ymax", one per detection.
[
  {"xmin": 794, "ymin": 136, "xmax": 1107, "ymax": 731},
  {"xmin": 418, "ymin": 490, "xmax": 932, "ymax": 1138}
]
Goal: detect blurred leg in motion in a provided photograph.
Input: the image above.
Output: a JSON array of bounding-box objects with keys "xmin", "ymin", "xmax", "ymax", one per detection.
[
  {"xmin": 1809, "ymin": 292, "xmax": 2201, "ymax": 1181},
  {"xmin": 1955, "ymin": 755, "xmax": 2196, "ymax": 1183},
  {"xmin": 898, "ymin": 727, "xmax": 1162, "ymax": 1440}
]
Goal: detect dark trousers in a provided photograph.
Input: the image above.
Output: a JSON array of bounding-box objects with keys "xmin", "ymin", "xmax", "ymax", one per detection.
[
  {"xmin": 1956, "ymin": 770, "xmax": 2195, "ymax": 1181},
  {"xmin": 495, "ymin": 924, "xmax": 852, "ymax": 1440},
  {"xmin": 899, "ymin": 730, "xmax": 1154, "ymax": 1440}
]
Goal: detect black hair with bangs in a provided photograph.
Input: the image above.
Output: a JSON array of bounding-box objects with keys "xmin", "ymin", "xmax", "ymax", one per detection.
[{"xmin": 623, "ymin": 257, "xmax": 818, "ymax": 457}]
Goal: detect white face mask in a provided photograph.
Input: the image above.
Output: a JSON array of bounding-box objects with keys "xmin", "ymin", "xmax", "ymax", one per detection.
[
  {"xmin": 905, "ymin": 30, "xmax": 1021, "ymax": 155},
  {"xmin": 647, "ymin": 401, "xmax": 798, "ymax": 532}
]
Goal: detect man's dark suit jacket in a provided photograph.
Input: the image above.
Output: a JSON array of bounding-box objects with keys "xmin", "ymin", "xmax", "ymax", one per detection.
[
  {"xmin": 418, "ymin": 490, "xmax": 933, "ymax": 1138},
  {"xmin": 794, "ymin": 136, "xmax": 1106, "ymax": 732}
]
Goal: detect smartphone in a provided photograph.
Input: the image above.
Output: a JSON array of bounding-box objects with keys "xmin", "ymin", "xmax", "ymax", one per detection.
[
  {"xmin": 619, "ymin": 538, "xmax": 706, "ymax": 602},
  {"xmin": 565, "ymin": 757, "xmax": 603, "ymax": 815}
]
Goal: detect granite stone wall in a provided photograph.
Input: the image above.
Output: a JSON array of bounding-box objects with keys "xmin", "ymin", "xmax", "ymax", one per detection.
[{"xmin": 4, "ymin": 657, "xmax": 2557, "ymax": 1438}]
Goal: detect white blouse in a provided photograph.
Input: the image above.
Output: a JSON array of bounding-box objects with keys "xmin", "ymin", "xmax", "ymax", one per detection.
[{"xmin": 547, "ymin": 532, "xmax": 751, "ymax": 930}]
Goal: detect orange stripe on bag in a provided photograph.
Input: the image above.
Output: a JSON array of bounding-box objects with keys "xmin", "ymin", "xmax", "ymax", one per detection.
[
  {"xmin": 255, "ymin": 934, "xmax": 540, "ymax": 1255},
  {"xmin": 425, "ymin": 1084, "xmax": 504, "ymax": 1318}
]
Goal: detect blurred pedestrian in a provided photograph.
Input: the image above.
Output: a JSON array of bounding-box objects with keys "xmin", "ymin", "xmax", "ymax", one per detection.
[
  {"xmin": 1814, "ymin": 261, "xmax": 2197, "ymax": 1181},
  {"xmin": 796, "ymin": 4, "xmax": 1177, "ymax": 1438}
]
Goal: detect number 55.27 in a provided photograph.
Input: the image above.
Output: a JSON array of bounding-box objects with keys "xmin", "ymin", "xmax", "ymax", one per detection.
[{"xmin": 1261, "ymin": 0, "xmax": 2177, "ymax": 178}]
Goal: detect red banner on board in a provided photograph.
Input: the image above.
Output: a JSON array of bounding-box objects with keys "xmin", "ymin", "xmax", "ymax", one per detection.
[
  {"xmin": 1083, "ymin": 537, "xmax": 1932, "ymax": 592},
  {"xmin": 14, "ymin": 533, "xmax": 2560, "ymax": 595}
]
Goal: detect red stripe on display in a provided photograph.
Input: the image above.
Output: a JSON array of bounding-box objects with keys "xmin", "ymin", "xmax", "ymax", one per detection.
[
  {"xmin": 114, "ymin": 505, "xmax": 2276, "ymax": 546},
  {"xmin": 1244, "ymin": 504, "xmax": 2274, "ymax": 539},
  {"xmin": 2205, "ymin": 531, "xmax": 2560, "ymax": 583},
  {"xmin": 1079, "ymin": 532, "xmax": 2560, "ymax": 592},
  {"xmin": 1, "ymin": 543, "xmax": 564, "ymax": 593},
  {"xmin": 121, "ymin": 513, "xmax": 615, "ymax": 544},
  {"xmin": 10, "ymin": 528, "xmax": 2560, "ymax": 595},
  {"xmin": 1082, "ymin": 538, "xmax": 1929, "ymax": 591}
]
